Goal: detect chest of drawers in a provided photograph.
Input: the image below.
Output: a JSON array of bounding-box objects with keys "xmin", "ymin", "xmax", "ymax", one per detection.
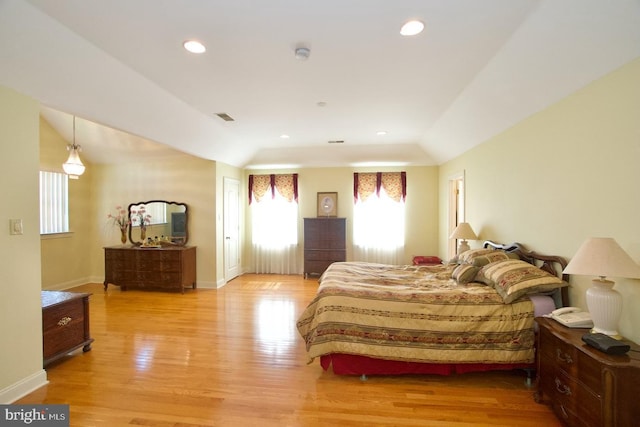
[
  {"xmin": 42, "ymin": 291, "xmax": 93, "ymax": 367},
  {"xmin": 104, "ymin": 246, "xmax": 197, "ymax": 292},
  {"xmin": 303, "ymin": 218, "xmax": 346, "ymax": 278},
  {"xmin": 535, "ymin": 317, "xmax": 640, "ymax": 426}
]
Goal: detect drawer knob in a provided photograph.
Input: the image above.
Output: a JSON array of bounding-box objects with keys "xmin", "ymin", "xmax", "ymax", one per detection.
[
  {"xmin": 556, "ymin": 348, "xmax": 573, "ymax": 364},
  {"xmin": 57, "ymin": 316, "xmax": 72, "ymax": 326},
  {"xmin": 555, "ymin": 377, "xmax": 572, "ymax": 396}
]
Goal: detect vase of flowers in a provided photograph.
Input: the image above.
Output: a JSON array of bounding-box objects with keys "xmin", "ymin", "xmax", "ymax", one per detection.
[
  {"xmin": 107, "ymin": 205, "xmax": 130, "ymax": 245},
  {"xmin": 131, "ymin": 206, "xmax": 151, "ymax": 241}
]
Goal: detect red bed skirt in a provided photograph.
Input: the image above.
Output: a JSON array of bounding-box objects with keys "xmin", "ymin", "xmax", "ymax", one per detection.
[{"xmin": 320, "ymin": 353, "xmax": 533, "ymax": 376}]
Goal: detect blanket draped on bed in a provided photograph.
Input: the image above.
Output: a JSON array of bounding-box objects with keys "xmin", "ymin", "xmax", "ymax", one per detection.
[{"xmin": 296, "ymin": 262, "xmax": 536, "ymax": 365}]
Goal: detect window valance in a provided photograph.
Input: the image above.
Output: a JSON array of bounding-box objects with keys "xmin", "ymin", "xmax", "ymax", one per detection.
[
  {"xmin": 353, "ymin": 172, "xmax": 406, "ymax": 203},
  {"xmin": 249, "ymin": 173, "xmax": 298, "ymax": 204}
]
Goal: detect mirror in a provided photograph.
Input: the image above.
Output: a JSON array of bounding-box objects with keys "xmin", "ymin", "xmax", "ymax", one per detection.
[{"xmin": 128, "ymin": 200, "xmax": 188, "ymax": 246}]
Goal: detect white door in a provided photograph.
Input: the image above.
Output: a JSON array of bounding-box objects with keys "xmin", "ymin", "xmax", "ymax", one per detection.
[{"xmin": 224, "ymin": 177, "xmax": 241, "ymax": 281}]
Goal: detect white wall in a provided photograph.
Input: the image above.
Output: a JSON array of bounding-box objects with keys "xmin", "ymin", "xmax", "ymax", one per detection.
[
  {"xmin": 439, "ymin": 57, "xmax": 640, "ymax": 343},
  {"xmin": 0, "ymin": 86, "xmax": 48, "ymax": 402}
]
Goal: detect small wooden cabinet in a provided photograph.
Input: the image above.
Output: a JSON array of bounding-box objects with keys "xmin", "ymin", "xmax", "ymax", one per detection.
[
  {"xmin": 535, "ymin": 317, "xmax": 640, "ymax": 427},
  {"xmin": 42, "ymin": 291, "xmax": 93, "ymax": 367},
  {"xmin": 104, "ymin": 246, "xmax": 197, "ymax": 293},
  {"xmin": 303, "ymin": 218, "xmax": 346, "ymax": 278}
]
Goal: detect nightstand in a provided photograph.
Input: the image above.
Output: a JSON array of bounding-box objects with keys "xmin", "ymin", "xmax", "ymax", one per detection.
[
  {"xmin": 42, "ymin": 291, "xmax": 94, "ymax": 367},
  {"xmin": 534, "ymin": 317, "xmax": 640, "ymax": 427}
]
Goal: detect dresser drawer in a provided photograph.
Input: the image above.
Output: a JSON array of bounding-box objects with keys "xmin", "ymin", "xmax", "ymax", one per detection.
[
  {"xmin": 539, "ymin": 358, "xmax": 602, "ymax": 426},
  {"xmin": 304, "ymin": 249, "xmax": 346, "ymax": 261},
  {"xmin": 304, "ymin": 260, "xmax": 335, "ymax": 276},
  {"xmin": 539, "ymin": 326, "xmax": 602, "ymax": 392}
]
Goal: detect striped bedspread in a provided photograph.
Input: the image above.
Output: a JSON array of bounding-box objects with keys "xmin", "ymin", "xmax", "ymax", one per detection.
[{"xmin": 296, "ymin": 262, "xmax": 536, "ymax": 365}]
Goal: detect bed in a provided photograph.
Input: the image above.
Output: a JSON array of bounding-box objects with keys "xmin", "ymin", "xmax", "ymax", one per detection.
[{"xmin": 296, "ymin": 241, "xmax": 569, "ymax": 377}]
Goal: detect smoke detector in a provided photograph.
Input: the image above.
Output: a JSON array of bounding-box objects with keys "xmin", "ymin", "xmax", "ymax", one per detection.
[{"xmin": 294, "ymin": 47, "xmax": 310, "ymax": 60}]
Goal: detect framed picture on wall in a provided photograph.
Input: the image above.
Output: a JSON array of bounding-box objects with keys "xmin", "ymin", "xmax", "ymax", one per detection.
[{"xmin": 317, "ymin": 192, "xmax": 338, "ymax": 217}]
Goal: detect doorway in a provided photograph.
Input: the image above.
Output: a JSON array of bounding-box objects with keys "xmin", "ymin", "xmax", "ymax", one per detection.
[
  {"xmin": 223, "ymin": 177, "xmax": 240, "ymax": 281},
  {"xmin": 447, "ymin": 172, "xmax": 465, "ymax": 260}
]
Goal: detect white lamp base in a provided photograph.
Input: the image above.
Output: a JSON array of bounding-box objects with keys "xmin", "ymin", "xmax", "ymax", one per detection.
[
  {"xmin": 457, "ymin": 240, "xmax": 470, "ymax": 254},
  {"xmin": 586, "ymin": 279, "xmax": 623, "ymax": 339}
]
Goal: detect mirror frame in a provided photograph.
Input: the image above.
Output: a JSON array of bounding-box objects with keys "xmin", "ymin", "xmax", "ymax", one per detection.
[{"xmin": 128, "ymin": 200, "xmax": 188, "ymax": 246}]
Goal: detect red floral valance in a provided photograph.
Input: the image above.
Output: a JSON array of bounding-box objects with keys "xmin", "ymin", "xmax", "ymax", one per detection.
[
  {"xmin": 353, "ymin": 172, "xmax": 406, "ymax": 203},
  {"xmin": 249, "ymin": 173, "xmax": 298, "ymax": 204}
]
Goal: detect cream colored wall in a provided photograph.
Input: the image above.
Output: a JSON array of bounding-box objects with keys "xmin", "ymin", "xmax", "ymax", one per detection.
[
  {"xmin": 89, "ymin": 156, "xmax": 219, "ymax": 287},
  {"xmin": 439, "ymin": 58, "xmax": 640, "ymax": 343},
  {"xmin": 244, "ymin": 165, "xmax": 439, "ymax": 272},
  {"xmin": 0, "ymin": 87, "xmax": 47, "ymax": 402},
  {"xmin": 39, "ymin": 118, "xmax": 95, "ymax": 289}
]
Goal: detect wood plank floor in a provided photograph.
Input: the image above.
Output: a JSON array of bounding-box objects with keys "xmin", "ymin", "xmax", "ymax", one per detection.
[{"xmin": 17, "ymin": 274, "xmax": 561, "ymax": 426}]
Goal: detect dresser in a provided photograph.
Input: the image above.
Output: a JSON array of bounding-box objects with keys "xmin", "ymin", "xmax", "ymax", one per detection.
[
  {"xmin": 303, "ymin": 218, "xmax": 346, "ymax": 278},
  {"xmin": 104, "ymin": 246, "xmax": 197, "ymax": 293},
  {"xmin": 42, "ymin": 291, "xmax": 93, "ymax": 367},
  {"xmin": 534, "ymin": 317, "xmax": 640, "ymax": 427}
]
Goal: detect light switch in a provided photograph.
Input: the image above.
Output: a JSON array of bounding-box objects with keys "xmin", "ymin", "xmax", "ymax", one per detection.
[{"xmin": 10, "ymin": 219, "xmax": 23, "ymax": 235}]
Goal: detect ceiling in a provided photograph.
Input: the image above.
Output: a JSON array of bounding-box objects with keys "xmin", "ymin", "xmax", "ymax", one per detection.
[{"xmin": 1, "ymin": 0, "xmax": 639, "ymax": 168}]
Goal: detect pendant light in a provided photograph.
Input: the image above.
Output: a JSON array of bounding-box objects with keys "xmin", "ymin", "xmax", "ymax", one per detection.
[{"xmin": 62, "ymin": 116, "xmax": 85, "ymax": 179}]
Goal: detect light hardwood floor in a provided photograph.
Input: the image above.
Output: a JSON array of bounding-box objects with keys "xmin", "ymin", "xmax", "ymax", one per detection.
[{"xmin": 18, "ymin": 274, "xmax": 561, "ymax": 426}]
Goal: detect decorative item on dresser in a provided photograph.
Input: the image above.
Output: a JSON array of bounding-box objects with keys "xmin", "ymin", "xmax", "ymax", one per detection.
[
  {"xmin": 41, "ymin": 291, "xmax": 93, "ymax": 367},
  {"xmin": 534, "ymin": 317, "xmax": 640, "ymax": 427},
  {"xmin": 317, "ymin": 192, "xmax": 338, "ymax": 217},
  {"xmin": 104, "ymin": 246, "xmax": 197, "ymax": 293},
  {"xmin": 303, "ymin": 217, "xmax": 346, "ymax": 278}
]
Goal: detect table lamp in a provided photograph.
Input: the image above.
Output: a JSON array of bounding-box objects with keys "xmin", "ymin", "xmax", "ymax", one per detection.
[
  {"xmin": 563, "ymin": 237, "xmax": 640, "ymax": 338},
  {"xmin": 449, "ymin": 222, "xmax": 477, "ymax": 254}
]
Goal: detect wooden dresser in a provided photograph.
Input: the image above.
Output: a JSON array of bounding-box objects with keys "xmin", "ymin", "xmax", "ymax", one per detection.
[
  {"xmin": 303, "ymin": 218, "xmax": 346, "ymax": 278},
  {"xmin": 104, "ymin": 246, "xmax": 197, "ymax": 293},
  {"xmin": 535, "ymin": 317, "xmax": 640, "ymax": 427},
  {"xmin": 42, "ymin": 291, "xmax": 93, "ymax": 367}
]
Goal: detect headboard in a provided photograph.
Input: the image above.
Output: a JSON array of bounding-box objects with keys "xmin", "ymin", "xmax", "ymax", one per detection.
[{"xmin": 483, "ymin": 240, "xmax": 570, "ymax": 307}]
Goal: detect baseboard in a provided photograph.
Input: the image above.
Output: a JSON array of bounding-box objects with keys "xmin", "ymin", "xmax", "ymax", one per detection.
[
  {"xmin": 0, "ymin": 369, "xmax": 48, "ymax": 404},
  {"xmin": 45, "ymin": 277, "xmax": 94, "ymax": 291}
]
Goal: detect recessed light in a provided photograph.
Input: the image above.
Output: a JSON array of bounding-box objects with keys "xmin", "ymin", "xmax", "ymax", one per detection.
[
  {"xmin": 183, "ymin": 40, "xmax": 206, "ymax": 54},
  {"xmin": 376, "ymin": 131, "xmax": 388, "ymax": 136},
  {"xmin": 280, "ymin": 134, "xmax": 290, "ymax": 139},
  {"xmin": 400, "ymin": 20, "xmax": 424, "ymax": 36}
]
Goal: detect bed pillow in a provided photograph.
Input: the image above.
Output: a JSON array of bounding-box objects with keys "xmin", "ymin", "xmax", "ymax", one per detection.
[
  {"xmin": 451, "ymin": 264, "xmax": 480, "ymax": 284},
  {"xmin": 457, "ymin": 248, "xmax": 498, "ymax": 265},
  {"xmin": 479, "ymin": 259, "xmax": 567, "ymax": 304},
  {"xmin": 472, "ymin": 251, "xmax": 519, "ymax": 267}
]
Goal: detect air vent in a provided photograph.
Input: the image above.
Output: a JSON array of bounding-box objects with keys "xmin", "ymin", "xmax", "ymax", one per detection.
[
  {"xmin": 328, "ymin": 140, "xmax": 344, "ymax": 144},
  {"xmin": 216, "ymin": 113, "xmax": 235, "ymax": 122}
]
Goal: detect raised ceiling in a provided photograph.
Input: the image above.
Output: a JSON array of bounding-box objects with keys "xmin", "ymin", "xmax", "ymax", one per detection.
[{"xmin": 1, "ymin": 0, "xmax": 639, "ymax": 168}]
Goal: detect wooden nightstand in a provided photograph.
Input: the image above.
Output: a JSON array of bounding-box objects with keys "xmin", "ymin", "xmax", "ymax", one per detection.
[
  {"xmin": 42, "ymin": 291, "xmax": 94, "ymax": 367},
  {"xmin": 535, "ymin": 317, "xmax": 640, "ymax": 427}
]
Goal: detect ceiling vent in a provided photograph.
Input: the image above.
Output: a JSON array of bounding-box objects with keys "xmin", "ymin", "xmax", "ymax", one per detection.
[
  {"xmin": 216, "ymin": 113, "xmax": 235, "ymax": 122},
  {"xmin": 328, "ymin": 140, "xmax": 344, "ymax": 144}
]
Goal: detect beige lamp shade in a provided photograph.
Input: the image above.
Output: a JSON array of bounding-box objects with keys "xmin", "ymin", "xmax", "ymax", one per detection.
[
  {"xmin": 450, "ymin": 223, "xmax": 477, "ymax": 254},
  {"xmin": 563, "ymin": 237, "xmax": 640, "ymax": 279},
  {"xmin": 449, "ymin": 222, "xmax": 478, "ymax": 241}
]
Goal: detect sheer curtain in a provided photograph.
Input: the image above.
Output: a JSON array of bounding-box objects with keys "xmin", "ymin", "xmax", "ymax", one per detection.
[
  {"xmin": 250, "ymin": 174, "xmax": 300, "ymax": 274},
  {"xmin": 353, "ymin": 172, "xmax": 406, "ymax": 265}
]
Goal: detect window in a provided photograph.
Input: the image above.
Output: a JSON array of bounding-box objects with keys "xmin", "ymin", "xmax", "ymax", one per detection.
[
  {"xmin": 353, "ymin": 172, "xmax": 406, "ymax": 264},
  {"xmin": 249, "ymin": 174, "xmax": 299, "ymax": 274},
  {"xmin": 39, "ymin": 171, "xmax": 69, "ymax": 234}
]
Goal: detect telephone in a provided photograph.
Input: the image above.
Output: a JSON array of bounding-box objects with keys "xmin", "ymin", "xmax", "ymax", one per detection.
[{"xmin": 547, "ymin": 307, "xmax": 593, "ymax": 328}]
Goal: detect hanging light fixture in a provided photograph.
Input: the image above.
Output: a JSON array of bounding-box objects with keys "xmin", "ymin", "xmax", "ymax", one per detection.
[{"xmin": 62, "ymin": 116, "xmax": 85, "ymax": 179}]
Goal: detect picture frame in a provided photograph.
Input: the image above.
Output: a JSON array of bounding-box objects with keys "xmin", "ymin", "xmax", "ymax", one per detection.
[{"xmin": 317, "ymin": 192, "xmax": 338, "ymax": 217}]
